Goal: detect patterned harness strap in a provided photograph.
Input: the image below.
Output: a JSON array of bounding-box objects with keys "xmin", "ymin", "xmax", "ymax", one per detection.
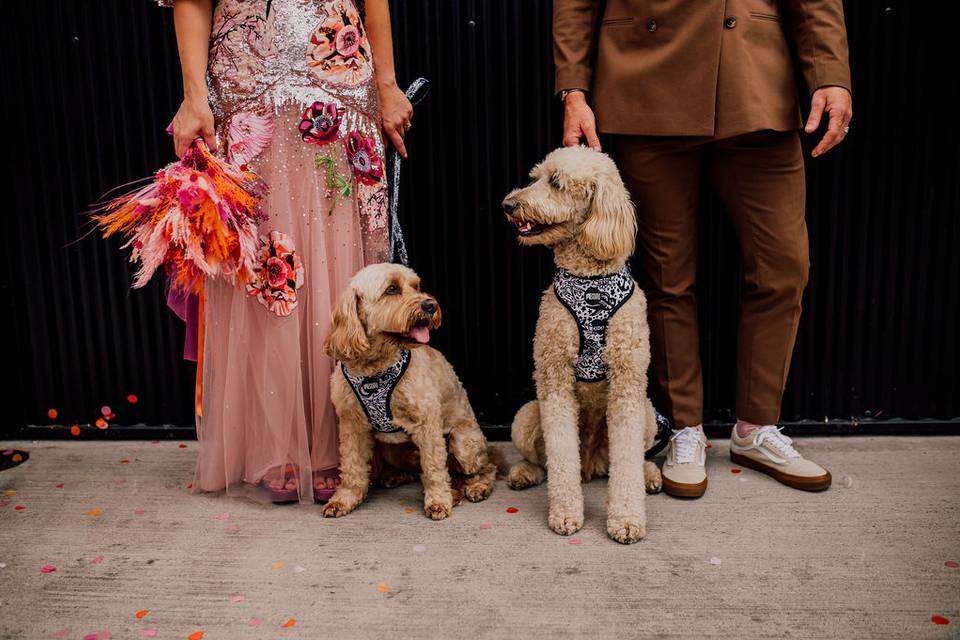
[
  {"xmin": 341, "ymin": 350, "xmax": 411, "ymax": 433},
  {"xmin": 553, "ymin": 266, "xmax": 635, "ymax": 382}
]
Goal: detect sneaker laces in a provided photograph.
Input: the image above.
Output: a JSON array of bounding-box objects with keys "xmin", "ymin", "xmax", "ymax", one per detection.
[
  {"xmin": 670, "ymin": 427, "xmax": 704, "ymax": 464},
  {"xmin": 753, "ymin": 425, "xmax": 801, "ymax": 459}
]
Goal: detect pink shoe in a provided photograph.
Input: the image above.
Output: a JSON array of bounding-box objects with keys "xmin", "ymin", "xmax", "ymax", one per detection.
[
  {"xmin": 313, "ymin": 469, "xmax": 340, "ymax": 503},
  {"xmin": 262, "ymin": 464, "xmax": 300, "ymax": 504}
]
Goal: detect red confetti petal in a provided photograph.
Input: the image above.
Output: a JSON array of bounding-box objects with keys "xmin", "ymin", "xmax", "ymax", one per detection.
[
  {"xmin": 186, "ymin": 483, "xmax": 193, "ymax": 489},
  {"xmin": 40, "ymin": 564, "xmax": 57, "ymax": 573},
  {"xmin": 568, "ymin": 538, "xmax": 582, "ymax": 545},
  {"xmin": 178, "ymin": 443, "xmax": 188, "ymax": 449},
  {"xmin": 731, "ymin": 468, "xmax": 742, "ymax": 474},
  {"xmin": 127, "ymin": 394, "xmax": 138, "ymax": 404},
  {"xmin": 506, "ymin": 507, "xmax": 519, "ymax": 513},
  {"xmin": 120, "ymin": 459, "xmax": 130, "ymax": 464},
  {"xmin": 945, "ymin": 560, "xmax": 959, "ymax": 568},
  {"xmin": 14, "ymin": 505, "xmax": 25, "ymax": 511},
  {"xmin": 70, "ymin": 425, "xmax": 81, "ymax": 436},
  {"xmin": 47, "ymin": 408, "xmax": 58, "ymax": 420},
  {"xmin": 931, "ymin": 615, "xmax": 950, "ymax": 625},
  {"xmin": 188, "ymin": 631, "xmax": 205, "ymax": 640},
  {"xmin": 55, "ymin": 482, "xmax": 64, "ymax": 488}
]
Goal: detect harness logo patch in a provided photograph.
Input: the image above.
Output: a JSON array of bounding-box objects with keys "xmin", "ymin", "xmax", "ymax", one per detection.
[
  {"xmin": 360, "ymin": 381, "xmax": 380, "ymax": 396},
  {"xmin": 584, "ymin": 287, "xmax": 613, "ymax": 310}
]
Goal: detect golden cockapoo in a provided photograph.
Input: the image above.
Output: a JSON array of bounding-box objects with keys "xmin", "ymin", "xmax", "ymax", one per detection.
[
  {"xmin": 502, "ymin": 146, "xmax": 662, "ymax": 544},
  {"xmin": 322, "ymin": 263, "xmax": 498, "ymax": 520}
]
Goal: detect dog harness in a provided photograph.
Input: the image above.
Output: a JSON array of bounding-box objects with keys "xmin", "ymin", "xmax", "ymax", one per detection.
[
  {"xmin": 341, "ymin": 350, "xmax": 411, "ymax": 433},
  {"xmin": 553, "ymin": 266, "xmax": 635, "ymax": 382}
]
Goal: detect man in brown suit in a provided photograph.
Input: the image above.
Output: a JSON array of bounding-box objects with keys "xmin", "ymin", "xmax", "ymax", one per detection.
[{"xmin": 555, "ymin": 0, "xmax": 853, "ymax": 497}]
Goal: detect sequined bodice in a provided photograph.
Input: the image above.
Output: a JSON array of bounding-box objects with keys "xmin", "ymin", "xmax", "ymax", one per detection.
[{"xmin": 208, "ymin": 0, "xmax": 379, "ymax": 119}]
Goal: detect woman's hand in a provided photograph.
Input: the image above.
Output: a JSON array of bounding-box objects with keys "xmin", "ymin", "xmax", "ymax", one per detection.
[
  {"xmin": 171, "ymin": 96, "xmax": 216, "ymax": 158},
  {"xmin": 378, "ymin": 79, "xmax": 413, "ymax": 158}
]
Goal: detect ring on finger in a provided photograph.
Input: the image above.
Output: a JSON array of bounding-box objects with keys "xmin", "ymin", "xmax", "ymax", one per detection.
[{"xmin": 403, "ymin": 120, "xmax": 412, "ymax": 131}]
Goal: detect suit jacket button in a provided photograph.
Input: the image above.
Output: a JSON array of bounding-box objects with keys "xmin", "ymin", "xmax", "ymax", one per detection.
[
  {"xmin": 647, "ymin": 19, "xmax": 658, "ymax": 32},
  {"xmin": 724, "ymin": 16, "xmax": 738, "ymax": 28}
]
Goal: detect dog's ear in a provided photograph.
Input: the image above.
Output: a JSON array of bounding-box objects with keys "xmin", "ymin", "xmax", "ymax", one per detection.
[
  {"xmin": 430, "ymin": 300, "xmax": 442, "ymax": 330},
  {"xmin": 324, "ymin": 290, "xmax": 369, "ymax": 361},
  {"xmin": 579, "ymin": 172, "xmax": 637, "ymax": 261}
]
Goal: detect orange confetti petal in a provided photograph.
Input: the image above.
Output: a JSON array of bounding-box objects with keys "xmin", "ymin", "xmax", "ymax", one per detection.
[
  {"xmin": 135, "ymin": 609, "xmax": 150, "ymax": 619},
  {"xmin": 48, "ymin": 408, "xmax": 58, "ymax": 420},
  {"xmin": 281, "ymin": 618, "xmax": 297, "ymax": 628},
  {"xmin": 96, "ymin": 418, "xmax": 108, "ymax": 429},
  {"xmin": 70, "ymin": 425, "xmax": 81, "ymax": 436},
  {"xmin": 376, "ymin": 582, "xmax": 390, "ymax": 593},
  {"xmin": 12, "ymin": 454, "xmax": 22, "ymax": 463},
  {"xmin": 403, "ymin": 507, "xmax": 413, "ymax": 513},
  {"xmin": 188, "ymin": 632, "xmax": 205, "ymax": 640},
  {"xmin": 85, "ymin": 507, "xmax": 101, "ymax": 517},
  {"xmin": 270, "ymin": 562, "xmax": 284, "ymax": 571},
  {"xmin": 3, "ymin": 489, "xmax": 15, "ymax": 497}
]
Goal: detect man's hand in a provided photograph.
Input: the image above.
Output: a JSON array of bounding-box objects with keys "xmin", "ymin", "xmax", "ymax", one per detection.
[
  {"xmin": 805, "ymin": 86, "xmax": 853, "ymax": 158},
  {"xmin": 562, "ymin": 91, "xmax": 601, "ymax": 150}
]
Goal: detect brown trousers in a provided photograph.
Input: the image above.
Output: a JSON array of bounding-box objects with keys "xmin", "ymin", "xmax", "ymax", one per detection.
[{"xmin": 614, "ymin": 131, "xmax": 808, "ymax": 427}]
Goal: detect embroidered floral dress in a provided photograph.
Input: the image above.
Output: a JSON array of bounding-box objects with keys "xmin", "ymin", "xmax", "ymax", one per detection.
[{"xmin": 162, "ymin": 0, "xmax": 389, "ymax": 502}]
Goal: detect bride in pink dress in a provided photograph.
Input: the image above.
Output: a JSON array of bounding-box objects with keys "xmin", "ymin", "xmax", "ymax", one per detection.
[{"xmin": 163, "ymin": 0, "xmax": 413, "ymax": 503}]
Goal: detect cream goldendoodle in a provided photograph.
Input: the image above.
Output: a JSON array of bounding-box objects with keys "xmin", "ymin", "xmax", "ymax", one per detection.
[
  {"xmin": 502, "ymin": 146, "xmax": 662, "ymax": 544},
  {"xmin": 322, "ymin": 263, "xmax": 498, "ymax": 520}
]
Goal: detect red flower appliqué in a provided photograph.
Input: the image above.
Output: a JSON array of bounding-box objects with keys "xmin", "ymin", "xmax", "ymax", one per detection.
[
  {"xmin": 298, "ymin": 101, "xmax": 344, "ymax": 145},
  {"xmin": 344, "ymin": 131, "xmax": 383, "ymax": 186},
  {"xmin": 246, "ymin": 231, "xmax": 305, "ymax": 317}
]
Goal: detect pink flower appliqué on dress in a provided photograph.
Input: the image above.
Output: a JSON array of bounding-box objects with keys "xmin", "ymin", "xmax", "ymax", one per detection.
[
  {"xmin": 246, "ymin": 231, "xmax": 305, "ymax": 317},
  {"xmin": 227, "ymin": 111, "xmax": 275, "ymax": 166},
  {"xmin": 298, "ymin": 101, "xmax": 344, "ymax": 145},
  {"xmin": 306, "ymin": 2, "xmax": 371, "ymax": 84},
  {"xmin": 344, "ymin": 131, "xmax": 383, "ymax": 185}
]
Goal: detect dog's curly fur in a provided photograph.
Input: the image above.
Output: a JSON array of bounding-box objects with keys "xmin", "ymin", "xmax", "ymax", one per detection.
[
  {"xmin": 503, "ymin": 146, "xmax": 662, "ymax": 544},
  {"xmin": 322, "ymin": 263, "xmax": 498, "ymax": 520}
]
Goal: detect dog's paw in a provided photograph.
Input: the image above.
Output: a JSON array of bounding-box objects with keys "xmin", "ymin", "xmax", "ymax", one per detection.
[
  {"xmin": 607, "ymin": 515, "xmax": 646, "ymax": 544},
  {"xmin": 379, "ymin": 471, "xmax": 417, "ymax": 489},
  {"xmin": 322, "ymin": 500, "xmax": 353, "ymax": 518},
  {"xmin": 463, "ymin": 477, "xmax": 494, "ymax": 503},
  {"xmin": 644, "ymin": 460, "xmax": 663, "ymax": 494},
  {"xmin": 424, "ymin": 500, "xmax": 452, "ymax": 520},
  {"xmin": 507, "ymin": 461, "xmax": 546, "ymax": 490},
  {"xmin": 547, "ymin": 510, "xmax": 584, "ymax": 536}
]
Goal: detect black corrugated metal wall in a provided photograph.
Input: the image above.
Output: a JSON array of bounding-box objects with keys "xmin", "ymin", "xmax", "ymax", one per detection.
[{"xmin": 4, "ymin": 1, "xmax": 958, "ymax": 436}]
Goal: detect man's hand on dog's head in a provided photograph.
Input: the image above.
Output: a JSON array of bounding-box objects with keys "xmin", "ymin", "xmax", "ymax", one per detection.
[{"xmin": 562, "ymin": 90, "xmax": 601, "ymax": 151}]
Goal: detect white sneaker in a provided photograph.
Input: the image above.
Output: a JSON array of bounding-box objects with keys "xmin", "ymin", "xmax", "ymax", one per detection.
[
  {"xmin": 662, "ymin": 427, "xmax": 708, "ymax": 498},
  {"xmin": 729, "ymin": 425, "xmax": 831, "ymax": 491}
]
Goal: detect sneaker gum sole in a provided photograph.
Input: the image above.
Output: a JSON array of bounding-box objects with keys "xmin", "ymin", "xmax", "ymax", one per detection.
[
  {"xmin": 662, "ymin": 475, "xmax": 708, "ymax": 498},
  {"xmin": 730, "ymin": 451, "xmax": 832, "ymax": 491}
]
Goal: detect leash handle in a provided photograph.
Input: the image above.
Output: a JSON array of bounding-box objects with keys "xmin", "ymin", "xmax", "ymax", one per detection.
[{"xmin": 388, "ymin": 78, "xmax": 431, "ymax": 266}]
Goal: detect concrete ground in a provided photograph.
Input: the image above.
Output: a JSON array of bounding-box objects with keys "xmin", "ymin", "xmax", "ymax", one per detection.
[{"xmin": 0, "ymin": 437, "xmax": 957, "ymax": 640}]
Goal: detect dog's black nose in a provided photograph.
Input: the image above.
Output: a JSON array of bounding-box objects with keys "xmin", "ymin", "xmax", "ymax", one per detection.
[
  {"xmin": 502, "ymin": 199, "xmax": 519, "ymax": 214},
  {"xmin": 421, "ymin": 300, "xmax": 437, "ymax": 315}
]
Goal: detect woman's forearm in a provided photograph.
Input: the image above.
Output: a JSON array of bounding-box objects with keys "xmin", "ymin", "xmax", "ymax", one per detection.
[
  {"xmin": 173, "ymin": 0, "xmax": 213, "ymax": 101},
  {"xmin": 364, "ymin": 0, "xmax": 398, "ymax": 89}
]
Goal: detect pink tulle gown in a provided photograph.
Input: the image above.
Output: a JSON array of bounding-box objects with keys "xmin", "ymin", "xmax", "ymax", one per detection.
[{"xmin": 162, "ymin": 0, "xmax": 390, "ymax": 502}]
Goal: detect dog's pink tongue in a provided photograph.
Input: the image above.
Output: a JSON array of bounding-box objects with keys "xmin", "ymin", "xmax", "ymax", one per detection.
[{"xmin": 407, "ymin": 326, "xmax": 430, "ymax": 344}]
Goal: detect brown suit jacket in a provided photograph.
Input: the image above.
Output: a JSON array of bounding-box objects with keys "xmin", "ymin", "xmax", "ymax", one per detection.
[{"xmin": 554, "ymin": 0, "xmax": 851, "ymax": 137}]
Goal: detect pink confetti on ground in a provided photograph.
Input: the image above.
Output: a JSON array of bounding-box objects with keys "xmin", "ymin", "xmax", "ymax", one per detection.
[
  {"xmin": 2, "ymin": 449, "xmax": 12, "ymax": 455},
  {"xmin": 41, "ymin": 564, "xmax": 57, "ymax": 574},
  {"xmin": 115, "ymin": 480, "xmax": 126, "ymax": 486},
  {"xmin": 0, "ymin": 501, "xmax": 9, "ymax": 508},
  {"xmin": 83, "ymin": 633, "xmax": 112, "ymax": 640},
  {"xmin": 142, "ymin": 630, "xmax": 157, "ymax": 638},
  {"xmin": 213, "ymin": 512, "xmax": 230, "ymax": 521},
  {"xmin": 51, "ymin": 629, "xmax": 71, "ymax": 639},
  {"xmin": 294, "ymin": 565, "xmax": 307, "ymax": 572},
  {"xmin": 230, "ymin": 594, "xmax": 245, "ymax": 603},
  {"xmin": 91, "ymin": 556, "xmax": 105, "ymax": 564},
  {"xmin": 248, "ymin": 618, "xmax": 263, "ymax": 627},
  {"xmin": 101, "ymin": 406, "xmax": 112, "ymax": 417},
  {"xmin": 134, "ymin": 509, "xmax": 146, "ymax": 516},
  {"xmin": 568, "ymin": 538, "xmax": 582, "ymax": 545},
  {"xmin": 225, "ymin": 524, "xmax": 241, "ymax": 534},
  {"xmin": 945, "ymin": 560, "xmax": 959, "ymax": 568},
  {"xmin": 479, "ymin": 523, "xmax": 492, "ymax": 530},
  {"xmin": 412, "ymin": 544, "xmax": 426, "ymax": 553}
]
